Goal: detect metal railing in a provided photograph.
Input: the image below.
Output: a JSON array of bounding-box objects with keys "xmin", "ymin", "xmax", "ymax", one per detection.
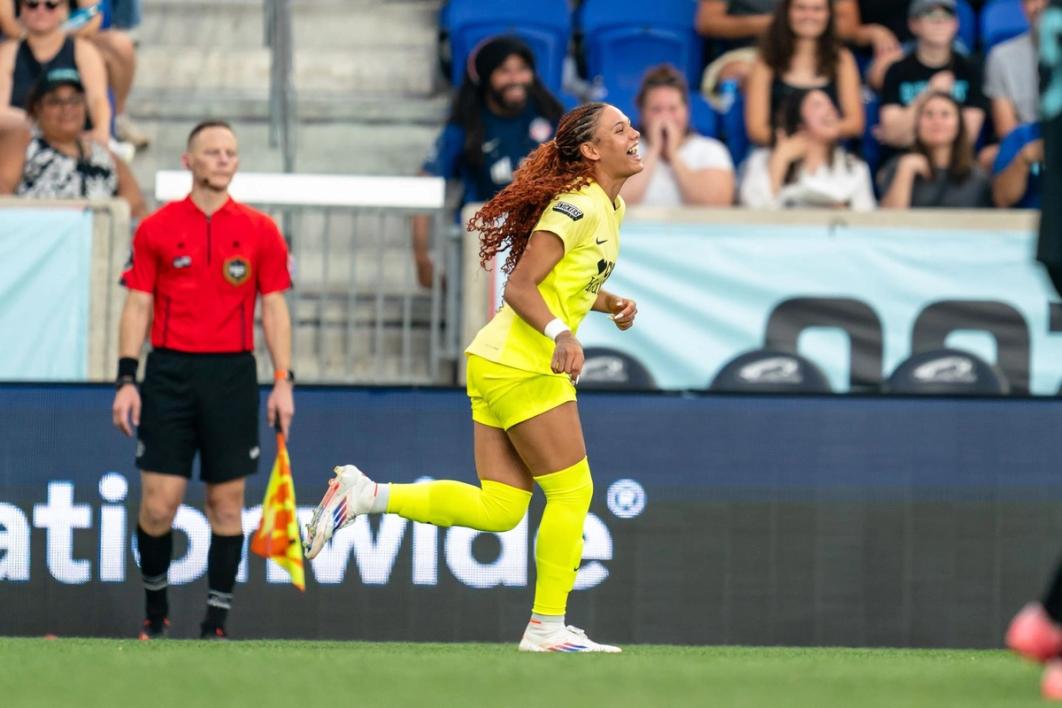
[
  {"xmin": 264, "ymin": 0, "xmax": 296, "ymax": 173},
  {"xmin": 154, "ymin": 171, "xmax": 460, "ymax": 385}
]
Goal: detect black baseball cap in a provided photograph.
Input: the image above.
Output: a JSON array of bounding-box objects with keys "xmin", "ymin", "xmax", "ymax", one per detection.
[{"xmin": 26, "ymin": 67, "xmax": 84, "ymax": 110}]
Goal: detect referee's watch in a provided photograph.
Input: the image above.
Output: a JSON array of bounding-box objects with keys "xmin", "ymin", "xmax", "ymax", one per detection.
[{"xmin": 274, "ymin": 369, "xmax": 295, "ymax": 385}]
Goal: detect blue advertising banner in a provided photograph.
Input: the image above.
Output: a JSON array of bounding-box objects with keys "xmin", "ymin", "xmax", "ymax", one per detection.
[
  {"xmin": 0, "ymin": 208, "xmax": 93, "ymax": 380},
  {"xmin": 2, "ymin": 384, "xmax": 1062, "ymax": 647},
  {"xmin": 493, "ymin": 220, "xmax": 1060, "ymax": 394}
]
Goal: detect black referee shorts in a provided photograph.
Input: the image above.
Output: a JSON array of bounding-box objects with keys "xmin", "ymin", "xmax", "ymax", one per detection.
[{"xmin": 137, "ymin": 348, "xmax": 260, "ymax": 484}]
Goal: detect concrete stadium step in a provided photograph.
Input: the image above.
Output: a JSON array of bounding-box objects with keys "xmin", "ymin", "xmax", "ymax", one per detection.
[
  {"xmin": 129, "ymin": 90, "xmax": 449, "ymax": 124},
  {"xmin": 137, "ymin": 0, "xmax": 442, "ymax": 95},
  {"xmin": 140, "ymin": 0, "xmax": 441, "ymax": 50},
  {"xmin": 135, "ymin": 46, "xmax": 438, "ymax": 95}
]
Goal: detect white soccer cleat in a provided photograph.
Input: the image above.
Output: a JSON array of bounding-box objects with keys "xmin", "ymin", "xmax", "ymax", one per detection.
[
  {"xmin": 302, "ymin": 465, "xmax": 379, "ymax": 560},
  {"xmin": 518, "ymin": 620, "xmax": 622, "ymax": 653}
]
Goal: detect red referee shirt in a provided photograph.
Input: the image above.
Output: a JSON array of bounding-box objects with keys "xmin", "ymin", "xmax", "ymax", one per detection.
[{"xmin": 121, "ymin": 196, "xmax": 292, "ymax": 353}]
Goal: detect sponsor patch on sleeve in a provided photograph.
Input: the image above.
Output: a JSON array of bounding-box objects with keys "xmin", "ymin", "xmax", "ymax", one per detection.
[{"xmin": 552, "ymin": 201, "xmax": 584, "ymax": 221}]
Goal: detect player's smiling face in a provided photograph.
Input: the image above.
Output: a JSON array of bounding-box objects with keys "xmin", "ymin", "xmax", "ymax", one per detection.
[
  {"xmin": 583, "ymin": 104, "xmax": 642, "ymax": 179},
  {"xmin": 184, "ymin": 126, "xmax": 239, "ymax": 192}
]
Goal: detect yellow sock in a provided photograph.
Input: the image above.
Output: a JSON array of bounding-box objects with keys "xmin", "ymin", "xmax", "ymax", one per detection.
[
  {"xmin": 386, "ymin": 479, "xmax": 531, "ymax": 532},
  {"xmin": 532, "ymin": 458, "xmax": 593, "ymax": 617}
]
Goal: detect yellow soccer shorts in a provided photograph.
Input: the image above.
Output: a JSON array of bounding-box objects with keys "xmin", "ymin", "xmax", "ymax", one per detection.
[{"xmin": 466, "ymin": 354, "xmax": 577, "ymax": 430}]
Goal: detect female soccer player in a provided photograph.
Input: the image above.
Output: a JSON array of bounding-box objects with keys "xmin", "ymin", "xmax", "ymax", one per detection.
[{"xmin": 303, "ymin": 101, "xmax": 642, "ymax": 652}]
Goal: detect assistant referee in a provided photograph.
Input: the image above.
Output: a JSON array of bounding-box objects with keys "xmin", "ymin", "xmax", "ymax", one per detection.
[{"xmin": 112, "ymin": 120, "xmax": 295, "ymax": 640}]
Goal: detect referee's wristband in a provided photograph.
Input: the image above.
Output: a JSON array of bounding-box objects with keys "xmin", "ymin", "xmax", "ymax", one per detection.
[
  {"xmin": 543, "ymin": 318, "xmax": 570, "ymax": 342},
  {"xmin": 116, "ymin": 357, "xmax": 138, "ymax": 388}
]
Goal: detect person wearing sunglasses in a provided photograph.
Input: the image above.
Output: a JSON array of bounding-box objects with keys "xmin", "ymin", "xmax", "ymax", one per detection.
[
  {"xmin": 0, "ymin": 0, "xmax": 110, "ymax": 147},
  {"xmin": 0, "ymin": 67, "xmax": 145, "ymax": 218},
  {"xmin": 1, "ymin": 1, "xmax": 145, "ymax": 148}
]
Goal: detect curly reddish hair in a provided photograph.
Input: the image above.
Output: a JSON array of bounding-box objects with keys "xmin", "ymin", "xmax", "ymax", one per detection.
[{"xmin": 468, "ymin": 102, "xmax": 608, "ymax": 274}]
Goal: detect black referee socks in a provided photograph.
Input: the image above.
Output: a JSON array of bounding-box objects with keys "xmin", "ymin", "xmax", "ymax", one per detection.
[
  {"xmin": 136, "ymin": 524, "xmax": 173, "ymax": 624},
  {"xmin": 202, "ymin": 533, "xmax": 244, "ymax": 635}
]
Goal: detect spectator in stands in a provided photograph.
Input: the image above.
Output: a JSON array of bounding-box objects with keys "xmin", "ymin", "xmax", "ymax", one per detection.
[
  {"xmin": 876, "ymin": 0, "xmax": 986, "ymax": 172},
  {"xmin": 0, "ymin": 1, "xmax": 145, "ymax": 148},
  {"xmin": 985, "ymin": 0, "xmax": 1044, "ymax": 143},
  {"xmin": 837, "ymin": 0, "xmax": 913, "ymax": 90},
  {"xmin": 879, "ymin": 91, "xmax": 991, "ymax": 208},
  {"xmin": 0, "ymin": 0, "xmax": 109, "ymax": 146},
  {"xmin": 620, "ymin": 64, "xmax": 734, "ymax": 207},
  {"xmin": 696, "ymin": 0, "xmax": 864, "ymax": 105},
  {"xmin": 740, "ymin": 88, "xmax": 875, "ymax": 209},
  {"xmin": 412, "ymin": 35, "xmax": 564, "ymax": 288},
  {"xmin": 0, "ymin": 67, "xmax": 145, "ymax": 217},
  {"xmin": 992, "ymin": 122, "xmax": 1042, "ymax": 207},
  {"xmin": 744, "ymin": 0, "xmax": 863, "ymax": 146}
]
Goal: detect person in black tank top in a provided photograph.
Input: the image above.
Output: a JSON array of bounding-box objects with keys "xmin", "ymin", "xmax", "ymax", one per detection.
[
  {"xmin": 11, "ymin": 34, "xmax": 77, "ymax": 110},
  {"xmin": 745, "ymin": 0, "xmax": 864, "ymax": 145},
  {"xmin": 0, "ymin": 0, "xmax": 110, "ymax": 144}
]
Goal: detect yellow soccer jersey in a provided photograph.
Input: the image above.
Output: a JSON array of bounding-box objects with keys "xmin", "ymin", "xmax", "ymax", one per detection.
[{"xmin": 466, "ymin": 180, "xmax": 624, "ymax": 374}]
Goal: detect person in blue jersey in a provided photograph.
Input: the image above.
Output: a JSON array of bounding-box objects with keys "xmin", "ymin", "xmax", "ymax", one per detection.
[{"xmin": 412, "ymin": 34, "xmax": 564, "ymax": 287}]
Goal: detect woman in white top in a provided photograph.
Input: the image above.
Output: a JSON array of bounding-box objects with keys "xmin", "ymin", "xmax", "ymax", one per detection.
[
  {"xmin": 620, "ymin": 64, "xmax": 734, "ymax": 207},
  {"xmin": 740, "ymin": 88, "xmax": 874, "ymax": 210}
]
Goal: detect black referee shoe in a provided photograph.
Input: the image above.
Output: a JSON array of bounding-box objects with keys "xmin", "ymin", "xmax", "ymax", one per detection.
[{"xmin": 138, "ymin": 617, "xmax": 170, "ymax": 640}]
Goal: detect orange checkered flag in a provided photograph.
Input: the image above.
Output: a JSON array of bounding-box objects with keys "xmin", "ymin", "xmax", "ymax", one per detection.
[{"xmin": 250, "ymin": 429, "xmax": 305, "ymax": 590}]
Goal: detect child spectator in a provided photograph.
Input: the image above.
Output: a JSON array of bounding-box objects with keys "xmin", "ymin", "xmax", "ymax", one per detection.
[{"xmin": 876, "ymin": 0, "xmax": 986, "ymax": 172}]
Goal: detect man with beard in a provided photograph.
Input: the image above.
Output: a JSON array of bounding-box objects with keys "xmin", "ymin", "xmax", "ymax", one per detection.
[{"xmin": 412, "ymin": 35, "xmax": 564, "ymax": 287}]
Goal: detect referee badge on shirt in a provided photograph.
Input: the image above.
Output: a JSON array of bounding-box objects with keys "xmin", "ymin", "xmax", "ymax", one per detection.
[{"xmin": 223, "ymin": 256, "xmax": 251, "ymax": 286}]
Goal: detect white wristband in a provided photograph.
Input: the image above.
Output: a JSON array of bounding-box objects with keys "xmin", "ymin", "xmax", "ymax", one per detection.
[{"xmin": 543, "ymin": 318, "xmax": 570, "ymax": 341}]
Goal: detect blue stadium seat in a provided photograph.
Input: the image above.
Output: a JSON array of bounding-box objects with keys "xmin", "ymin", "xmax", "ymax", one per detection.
[
  {"xmin": 442, "ymin": 0, "xmax": 571, "ymax": 94},
  {"xmin": 993, "ymin": 122, "xmax": 1042, "ymax": 209},
  {"xmin": 719, "ymin": 79, "xmax": 750, "ymax": 167},
  {"xmin": 980, "ymin": 0, "xmax": 1029, "ymax": 53},
  {"xmin": 576, "ymin": 0, "xmax": 702, "ymax": 109},
  {"xmin": 861, "ymin": 91, "xmax": 882, "ymax": 179},
  {"xmin": 955, "ymin": 0, "xmax": 977, "ymax": 53}
]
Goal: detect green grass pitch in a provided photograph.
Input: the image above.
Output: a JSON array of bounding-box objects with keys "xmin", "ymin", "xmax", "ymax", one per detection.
[{"xmin": 0, "ymin": 639, "xmax": 1048, "ymax": 708}]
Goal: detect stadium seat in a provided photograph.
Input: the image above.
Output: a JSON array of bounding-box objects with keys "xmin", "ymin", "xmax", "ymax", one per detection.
[
  {"xmin": 884, "ymin": 348, "xmax": 1009, "ymax": 395},
  {"xmin": 980, "ymin": 0, "xmax": 1028, "ymax": 53},
  {"xmin": 993, "ymin": 122, "xmax": 1042, "ymax": 209},
  {"xmin": 719, "ymin": 79, "xmax": 750, "ymax": 167},
  {"xmin": 955, "ymin": 0, "xmax": 977, "ymax": 53},
  {"xmin": 709, "ymin": 349, "xmax": 832, "ymax": 393},
  {"xmin": 861, "ymin": 91, "xmax": 882, "ymax": 179},
  {"xmin": 579, "ymin": 347, "xmax": 657, "ymax": 390},
  {"xmin": 442, "ymin": 0, "xmax": 571, "ymax": 94},
  {"xmin": 576, "ymin": 0, "xmax": 702, "ymax": 112}
]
